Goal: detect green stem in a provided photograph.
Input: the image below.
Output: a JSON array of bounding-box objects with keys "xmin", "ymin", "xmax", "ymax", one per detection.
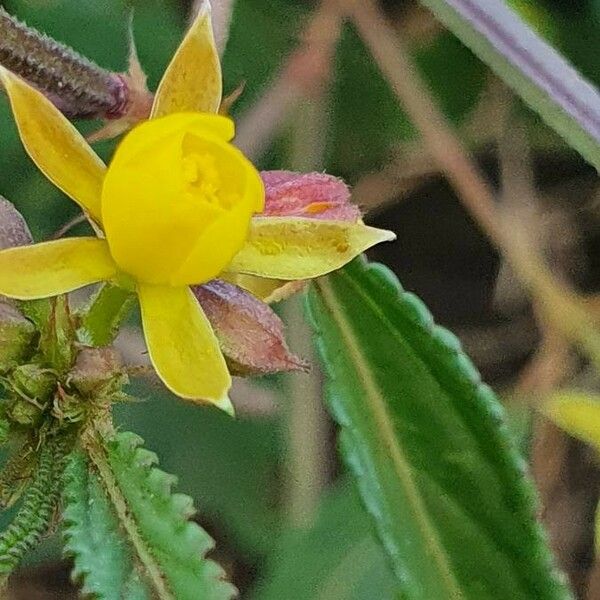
[{"xmin": 77, "ymin": 284, "xmax": 135, "ymax": 348}]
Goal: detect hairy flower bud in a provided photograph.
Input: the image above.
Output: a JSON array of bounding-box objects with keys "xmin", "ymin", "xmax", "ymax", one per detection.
[
  {"xmin": 6, "ymin": 397, "xmax": 43, "ymax": 426},
  {"xmin": 0, "ymin": 303, "xmax": 36, "ymax": 373},
  {"xmin": 9, "ymin": 364, "xmax": 56, "ymax": 404},
  {"xmin": 68, "ymin": 346, "xmax": 125, "ymax": 397},
  {"xmin": 52, "ymin": 388, "xmax": 85, "ymax": 423},
  {"xmin": 261, "ymin": 171, "xmax": 361, "ymax": 221},
  {"xmin": 0, "ymin": 196, "xmax": 32, "ymax": 249}
]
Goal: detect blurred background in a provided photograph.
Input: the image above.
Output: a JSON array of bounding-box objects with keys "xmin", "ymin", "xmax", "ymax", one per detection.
[{"xmin": 1, "ymin": 0, "xmax": 600, "ymax": 597}]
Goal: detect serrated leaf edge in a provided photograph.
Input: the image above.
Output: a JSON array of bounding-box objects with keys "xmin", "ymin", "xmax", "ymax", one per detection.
[
  {"xmin": 312, "ymin": 273, "xmax": 462, "ymax": 597},
  {"xmin": 308, "ymin": 257, "xmax": 571, "ymax": 598},
  {"xmin": 82, "ymin": 428, "xmax": 175, "ymax": 600},
  {"xmin": 105, "ymin": 431, "xmax": 236, "ymax": 600},
  {"xmin": 62, "ymin": 450, "xmax": 151, "ymax": 599}
]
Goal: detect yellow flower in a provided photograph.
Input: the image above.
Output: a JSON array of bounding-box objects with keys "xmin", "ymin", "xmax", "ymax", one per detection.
[
  {"xmin": 102, "ymin": 114, "xmax": 263, "ymax": 287},
  {"xmin": 0, "ymin": 3, "xmax": 394, "ymax": 410}
]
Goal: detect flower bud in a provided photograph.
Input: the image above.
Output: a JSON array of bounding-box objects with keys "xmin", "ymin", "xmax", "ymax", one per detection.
[
  {"xmin": 261, "ymin": 171, "xmax": 360, "ymax": 222},
  {"xmin": 52, "ymin": 389, "xmax": 85, "ymax": 423},
  {"xmin": 9, "ymin": 363, "xmax": 56, "ymax": 404},
  {"xmin": 68, "ymin": 346, "xmax": 125, "ymax": 397},
  {"xmin": 0, "ymin": 197, "xmax": 32, "ymax": 249},
  {"xmin": 0, "ymin": 302, "xmax": 36, "ymax": 373},
  {"xmin": 6, "ymin": 397, "xmax": 43, "ymax": 426}
]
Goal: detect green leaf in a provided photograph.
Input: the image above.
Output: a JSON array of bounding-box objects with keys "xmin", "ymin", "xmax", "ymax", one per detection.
[
  {"xmin": 115, "ymin": 383, "xmax": 281, "ymax": 557},
  {"xmin": 251, "ymin": 478, "xmax": 396, "ymax": 600},
  {"xmin": 77, "ymin": 283, "xmax": 135, "ymax": 347},
  {"xmin": 306, "ymin": 258, "xmax": 572, "ymax": 600},
  {"xmin": 0, "ymin": 439, "xmax": 37, "ymax": 509},
  {"xmin": 0, "ymin": 432, "xmax": 73, "ymax": 580},
  {"xmin": 417, "ymin": 0, "xmax": 600, "ymax": 171},
  {"xmin": 86, "ymin": 429, "xmax": 235, "ymax": 600},
  {"xmin": 62, "ymin": 451, "xmax": 151, "ymax": 600}
]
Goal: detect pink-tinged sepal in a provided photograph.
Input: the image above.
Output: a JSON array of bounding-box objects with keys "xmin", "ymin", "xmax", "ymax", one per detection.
[
  {"xmin": 261, "ymin": 170, "xmax": 361, "ymax": 222},
  {"xmin": 0, "ymin": 196, "xmax": 32, "ymax": 249},
  {"xmin": 193, "ymin": 279, "xmax": 307, "ymax": 376}
]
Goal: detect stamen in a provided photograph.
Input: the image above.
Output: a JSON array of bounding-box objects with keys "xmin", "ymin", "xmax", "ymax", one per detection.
[
  {"xmin": 181, "ymin": 153, "xmax": 226, "ymax": 207},
  {"xmin": 182, "ymin": 156, "xmax": 199, "ymax": 184}
]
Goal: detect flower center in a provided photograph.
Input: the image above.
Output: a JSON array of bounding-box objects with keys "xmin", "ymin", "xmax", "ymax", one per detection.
[{"xmin": 181, "ymin": 152, "xmax": 232, "ymax": 210}]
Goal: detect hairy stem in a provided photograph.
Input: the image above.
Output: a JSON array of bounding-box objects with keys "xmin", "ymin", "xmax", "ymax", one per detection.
[
  {"xmin": 82, "ymin": 425, "xmax": 174, "ymax": 600},
  {"xmin": 0, "ymin": 7, "xmax": 127, "ymax": 119}
]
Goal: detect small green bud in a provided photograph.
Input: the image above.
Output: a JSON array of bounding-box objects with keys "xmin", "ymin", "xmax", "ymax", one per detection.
[
  {"xmin": 0, "ymin": 414, "xmax": 9, "ymax": 445},
  {"xmin": 9, "ymin": 364, "xmax": 56, "ymax": 403},
  {"xmin": 68, "ymin": 347, "xmax": 126, "ymax": 397},
  {"xmin": 6, "ymin": 397, "xmax": 43, "ymax": 426},
  {"xmin": 0, "ymin": 303, "xmax": 36, "ymax": 373}
]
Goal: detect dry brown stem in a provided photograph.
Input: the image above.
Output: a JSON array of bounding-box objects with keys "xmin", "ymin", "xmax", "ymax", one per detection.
[
  {"xmin": 235, "ymin": 1, "xmax": 342, "ymax": 158},
  {"xmin": 343, "ymin": 0, "xmax": 600, "ymax": 366}
]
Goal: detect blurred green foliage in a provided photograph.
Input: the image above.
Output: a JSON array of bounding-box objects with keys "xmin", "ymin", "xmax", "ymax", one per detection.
[
  {"xmin": 115, "ymin": 383, "xmax": 282, "ymax": 558},
  {"xmin": 251, "ymin": 479, "xmax": 396, "ymax": 600}
]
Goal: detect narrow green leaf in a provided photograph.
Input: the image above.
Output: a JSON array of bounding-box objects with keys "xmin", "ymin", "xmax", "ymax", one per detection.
[
  {"xmin": 0, "ymin": 439, "xmax": 37, "ymax": 509},
  {"xmin": 0, "ymin": 432, "xmax": 72, "ymax": 581},
  {"xmin": 417, "ymin": 0, "xmax": 600, "ymax": 171},
  {"xmin": 252, "ymin": 479, "xmax": 396, "ymax": 600},
  {"xmin": 90, "ymin": 430, "xmax": 235, "ymax": 600},
  {"xmin": 77, "ymin": 283, "xmax": 135, "ymax": 347},
  {"xmin": 62, "ymin": 451, "xmax": 151, "ymax": 600},
  {"xmin": 306, "ymin": 258, "xmax": 572, "ymax": 600}
]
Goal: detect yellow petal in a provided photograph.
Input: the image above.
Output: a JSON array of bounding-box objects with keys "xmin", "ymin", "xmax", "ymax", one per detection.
[
  {"xmin": 544, "ymin": 391, "xmax": 600, "ymax": 450},
  {"xmin": 151, "ymin": 1, "xmax": 222, "ymax": 118},
  {"xmin": 138, "ymin": 283, "xmax": 231, "ymax": 404},
  {"xmin": 0, "ymin": 67, "xmax": 105, "ymax": 224},
  {"xmin": 228, "ymin": 217, "xmax": 396, "ymax": 280},
  {"xmin": 170, "ymin": 196, "xmax": 254, "ymax": 286},
  {"xmin": 0, "ymin": 238, "xmax": 116, "ymax": 299},
  {"xmin": 215, "ymin": 394, "xmax": 235, "ymax": 417},
  {"xmin": 107, "ymin": 113, "xmax": 235, "ymax": 170}
]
